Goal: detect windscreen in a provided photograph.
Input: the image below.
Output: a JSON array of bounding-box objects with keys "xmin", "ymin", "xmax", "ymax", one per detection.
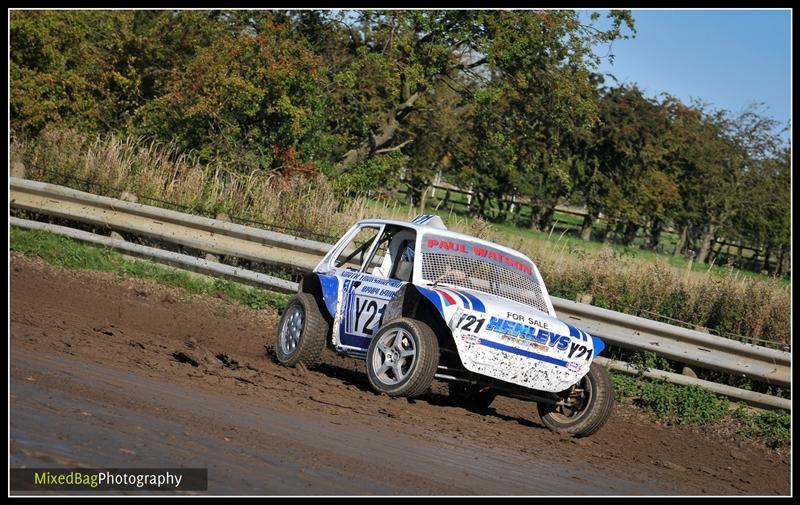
[{"xmin": 420, "ymin": 234, "xmax": 551, "ymax": 315}]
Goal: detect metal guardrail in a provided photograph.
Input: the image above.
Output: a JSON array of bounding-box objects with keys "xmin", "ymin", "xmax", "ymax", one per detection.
[
  {"xmin": 12, "ymin": 178, "xmax": 332, "ymax": 256},
  {"xmin": 10, "ymin": 177, "xmax": 791, "ymax": 410},
  {"xmin": 11, "ymin": 217, "xmax": 300, "ymax": 293},
  {"xmin": 553, "ymin": 298, "xmax": 789, "ymax": 387},
  {"xmin": 11, "ymin": 177, "xmax": 327, "ymax": 272}
]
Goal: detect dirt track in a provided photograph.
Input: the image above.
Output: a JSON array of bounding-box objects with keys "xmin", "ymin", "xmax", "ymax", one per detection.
[{"xmin": 9, "ymin": 254, "xmax": 790, "ymax": 495}]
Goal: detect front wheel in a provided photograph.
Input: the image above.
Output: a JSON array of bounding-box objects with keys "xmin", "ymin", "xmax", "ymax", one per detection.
[
  {"xmin": 366, "ymin": 318, "xmax": 439, "ymax": 398},
  {"xmin": 536, "ymin": 362, "xmax": 615, "ymax": 437},
  {"xmin": 274, "ymin": 293, "xmax": 328, "ymax": 368}
]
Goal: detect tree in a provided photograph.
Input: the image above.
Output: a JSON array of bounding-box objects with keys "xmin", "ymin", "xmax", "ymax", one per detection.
[
  {"xmin": 401, "ymin": 81, "xmax": 464, "ymax": 207},
  {"xmin": 314, "ymin": 10, "xmax": 634, "ymax": 179},
  {"xmin": 11, "ymin": 11, "xmax": 141, "ymax": 137},
  {"xmin": 450, "ymin": 87, "xmax": 518, "ymax": 219},
  {"xmin": 586, "ymin": 85, "xmax": 674, "ymax": 246},
  {"xmin": 724, "ymin": 120, "xmax": 789, "ymax": 272},
  {"xmin": 487, "ymin": 11, "xmax": 604, "ymax": 230},
  {"xmin": 132, "ymin": 13, "xmax": 327, "ymax": 173}
]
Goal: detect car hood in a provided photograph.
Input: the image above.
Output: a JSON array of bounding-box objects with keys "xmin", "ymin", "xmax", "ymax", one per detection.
[{"xmin": 416, "ymin": 284, "xmax": 603, "ymax": 392}]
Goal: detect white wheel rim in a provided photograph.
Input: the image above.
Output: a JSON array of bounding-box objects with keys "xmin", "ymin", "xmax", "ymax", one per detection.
[
  {"xmin": 372, "ymin": 328, "xmax": 416, "ymax": 386},
  {"xmin": 279, "ymin": 305, "xmax": 304, "ymax": 356}
]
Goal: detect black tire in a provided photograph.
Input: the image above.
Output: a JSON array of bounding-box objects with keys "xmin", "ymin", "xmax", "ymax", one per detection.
[
  {"xmin": 536, "ymin": 362, "xmax": 615, "ymax": 437},
  {"xmin": 448, "ymin": 382, "xmax": 497, "ymax": 412},
  {"xmin": 274, "ymin": 293, "xmax": 329, "ymax": 369},
  {"xmin": 366, "ymin": 318, "xmax": 439, "ymax": 398}
]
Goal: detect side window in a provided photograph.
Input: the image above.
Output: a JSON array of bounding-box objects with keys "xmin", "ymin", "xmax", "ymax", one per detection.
[{"xmin": 335, "ymin": 226, "xmax": 382, "ymax": 270}]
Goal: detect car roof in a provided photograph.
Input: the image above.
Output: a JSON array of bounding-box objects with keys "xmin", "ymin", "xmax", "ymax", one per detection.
[{"xmin": 354, "ymin": 217, "xmax": 536, "ymax": 263}]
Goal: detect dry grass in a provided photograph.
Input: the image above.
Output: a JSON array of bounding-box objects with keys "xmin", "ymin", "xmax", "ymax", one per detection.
[
  {"xmin": 523, "ymin": 239, "xmax": 790, "ymax": 348},
  {"xmin": 11, "ymin": 128, "xmax": 790, "ymax": 348},
  {"xmin": 12, "ymin": 128, "xmax": 371, "ymax": 240}
]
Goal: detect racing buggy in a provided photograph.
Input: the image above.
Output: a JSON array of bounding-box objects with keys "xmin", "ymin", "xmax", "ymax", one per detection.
[{"xmin": 274, "ymin": 215, "xmax": 614, "ymax": 437}]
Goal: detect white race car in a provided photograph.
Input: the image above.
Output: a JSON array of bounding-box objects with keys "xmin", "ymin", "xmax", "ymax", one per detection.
[{"xmin": 275, "ymin": 215, "xmax": 614, "ymax": 437}]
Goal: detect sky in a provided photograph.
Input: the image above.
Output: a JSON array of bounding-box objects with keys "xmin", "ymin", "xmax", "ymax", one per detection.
[{"xmin": 590, "ymin": 9, "xmax": 791, "ymax": 136}]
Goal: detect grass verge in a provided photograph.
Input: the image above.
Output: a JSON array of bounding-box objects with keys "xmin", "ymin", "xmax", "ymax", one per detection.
[
  {"xmin": 10, "ymin": 227, "xmax": 289, "ymax": 312},
  {"xmin": 610, "ymin": 372, "xmax": 790, "ymax": 448}
]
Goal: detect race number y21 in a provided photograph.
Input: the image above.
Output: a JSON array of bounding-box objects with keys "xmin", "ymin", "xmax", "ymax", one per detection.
[
  {"xmin": 353, "ymin": 297, "xmax": 386, "ymax": 336},
  {"xmin": 568, "ymin": 342, "xmax": 593, "ymax": 362}
]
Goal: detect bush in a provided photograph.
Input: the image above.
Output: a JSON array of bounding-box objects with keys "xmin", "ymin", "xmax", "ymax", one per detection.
[
  {"xmin": 331, "ymin": 152, "xmax": 408, "ymax": 196},
  {"xmin": 732, "ymin": 404, "xmax": 791, "ymax": 447},
  {"xmin": 610, "ymin": 373, "xmax": 790, "ymax": 448},
  {"xmin": 612, "ymin": 374, "xmax": 729, "ymax": 426}
]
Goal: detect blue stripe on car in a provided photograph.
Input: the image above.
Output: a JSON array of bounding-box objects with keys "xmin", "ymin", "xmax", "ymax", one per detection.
[
  {"xmin": 591, "ymin": 335, "xmax": 605, "ymax": 356},
  {"xmin": 449, "ymin": 289, "xmax": 472, "ymax": 309},
  {"xmin": 478, "ymin": 339, "xmax": 568, "ymax": 368},
  {"xmin": 460, "ymin": 291, "xmax": 486, "ymax": 313},
  {"xmin": 416, "ymin": 286, "xmax": 445, "ymax": 317},
  {"xmin": 318, "ymin": 274, "xmax": 339, "ymax": 318},
  {"xmin": 343, "ymin": 334, "xmax": 372, "ymax": 350}
]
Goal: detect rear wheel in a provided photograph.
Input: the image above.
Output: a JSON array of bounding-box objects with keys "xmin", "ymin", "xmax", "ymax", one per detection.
[
  {"xmin": 536, "ymin": 362, "xmax": 615, "ymax": 437},
  {"xmin": 366, "ymin": 318, "xmax": 439, "ymax": 398},
  {"xmin": 274, "ymin": 293, "xmax": 328, "ymax": 369},
  {"xmin": 448, "ymin": 382, "xmax": 497, "ymax": 412}
]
